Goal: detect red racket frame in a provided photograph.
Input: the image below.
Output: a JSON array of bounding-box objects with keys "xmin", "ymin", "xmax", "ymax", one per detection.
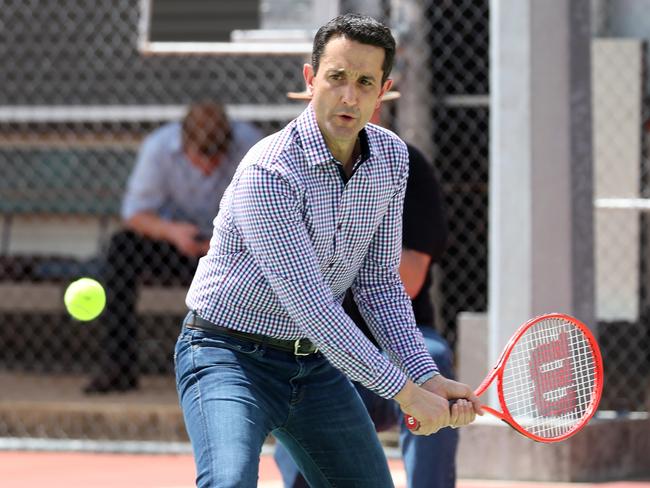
[{"xmin": 406, "ymin": 313, "xmax": 604, "ymax": 443}]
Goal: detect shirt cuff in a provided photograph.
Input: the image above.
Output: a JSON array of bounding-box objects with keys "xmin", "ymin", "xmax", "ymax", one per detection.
[
  {"xmin": 414, "ymin": 370, "xmax": 441, "ymax": 386},
  {"xmin": 401, "ymin": 348, "xmax": 439, "ymax": 384}
]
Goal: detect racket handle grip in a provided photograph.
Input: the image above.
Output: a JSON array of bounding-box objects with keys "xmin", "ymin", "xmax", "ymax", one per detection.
[
  {"xmin": 405, "ymin": 414, "xmax": 419, "ymax": 431},
  {"xmin": 404, "ymin": 400, "xmax": 457, "ymax": 431}
]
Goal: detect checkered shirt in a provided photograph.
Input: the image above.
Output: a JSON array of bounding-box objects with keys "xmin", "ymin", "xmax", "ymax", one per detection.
[{"xmin": 186, "ymin": 104, "xmax": 438, "ymax": 398}]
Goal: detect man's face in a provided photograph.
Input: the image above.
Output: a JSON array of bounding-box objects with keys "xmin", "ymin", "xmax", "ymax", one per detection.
[
  {"xmin": 304, "ymin": 36, "xmax": 392, "ymax": 150},
  {"xmin": 186, "ymin": 150, "xmax": 223, "ymax": 177}
]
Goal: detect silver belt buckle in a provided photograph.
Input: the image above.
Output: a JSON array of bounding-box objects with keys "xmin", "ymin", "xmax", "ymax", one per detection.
[{"xmin": 294, "ymin": 338, "xmax": 316, "ymax": 356}]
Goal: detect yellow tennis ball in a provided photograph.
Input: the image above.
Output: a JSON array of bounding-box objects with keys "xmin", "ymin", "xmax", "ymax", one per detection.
[{"xmin": 64, "ymin": 278, "xmax": 106, "ymax": 321}]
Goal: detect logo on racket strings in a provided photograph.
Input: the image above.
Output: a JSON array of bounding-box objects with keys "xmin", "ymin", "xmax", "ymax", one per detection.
[{"xmin": 529, "ymin": 332, "xmax": 577, "ymax": 416}]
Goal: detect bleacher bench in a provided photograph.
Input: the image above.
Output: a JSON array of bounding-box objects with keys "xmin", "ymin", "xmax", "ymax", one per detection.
[{"xmin": 0, "ymin": 147, "xmax": 189, "ymax": 315}]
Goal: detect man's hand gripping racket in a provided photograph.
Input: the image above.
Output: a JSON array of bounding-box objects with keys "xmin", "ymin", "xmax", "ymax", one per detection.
[{"xmin": 405, "ymin": 313, "xmax": 604, "ymax": 443}]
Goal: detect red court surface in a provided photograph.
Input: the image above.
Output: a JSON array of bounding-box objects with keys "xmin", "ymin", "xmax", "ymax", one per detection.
[{"xmin": 1, "ymin": 451, "xmax": 649, "ymax": 488}]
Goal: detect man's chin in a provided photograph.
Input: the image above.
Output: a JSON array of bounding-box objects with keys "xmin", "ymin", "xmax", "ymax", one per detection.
[{"xmin": 327, "ymin": 122, "xmax": 363, "ymax": 140}]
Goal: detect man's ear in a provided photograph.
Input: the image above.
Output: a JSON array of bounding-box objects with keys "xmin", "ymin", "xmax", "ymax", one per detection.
[
  {"xmin": 376, "ymin": 78, "xmax": 394, "ymax": 109},
  {"xmin": 303, "ymin": 64, "xmax": 315, "ymax": 95}
]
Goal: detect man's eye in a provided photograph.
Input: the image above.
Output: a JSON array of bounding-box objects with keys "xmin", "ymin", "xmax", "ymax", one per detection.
[{"xmin": 359, "ymin": 79, "xmax": 373, "ymax": 86}]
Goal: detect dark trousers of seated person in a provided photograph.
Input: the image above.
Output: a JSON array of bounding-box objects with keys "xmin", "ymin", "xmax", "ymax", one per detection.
[{"xmin": 86, "ymin": 230, "xmax": 198, "ymax": 393}]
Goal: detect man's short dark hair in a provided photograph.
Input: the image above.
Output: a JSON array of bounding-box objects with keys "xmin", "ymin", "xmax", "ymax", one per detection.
[
  {"xmin": 182, "ymin": 101, "xmax": 232, "ymax": 158},
  {"xmin": 312, "ymin": 13, "xmax": 396, "ymax": 84}
]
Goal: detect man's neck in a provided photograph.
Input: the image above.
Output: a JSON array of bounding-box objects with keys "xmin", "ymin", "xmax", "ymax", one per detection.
[{"xmin": 327, "ymin": 137, "xmax": 360, "ymax": 177}]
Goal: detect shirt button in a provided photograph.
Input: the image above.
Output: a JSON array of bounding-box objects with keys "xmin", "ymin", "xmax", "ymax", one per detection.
[
  {"xmin": 328, "ymin": 262, "xmax": 334, "ymax": 268},
  {"xmin": 337, "ymin": 223, "xmax": 343, "ymax": 230}
]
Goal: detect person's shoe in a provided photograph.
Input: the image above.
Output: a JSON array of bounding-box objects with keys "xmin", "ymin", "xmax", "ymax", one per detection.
[{"xmin": 82, "ymin": 376, "xmax": 139, "ymax": 394}]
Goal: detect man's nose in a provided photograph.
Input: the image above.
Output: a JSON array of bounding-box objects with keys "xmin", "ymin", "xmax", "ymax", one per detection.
[{"xmin": 340, "ymin": 83, "xmax": 358, "ymax": 105}]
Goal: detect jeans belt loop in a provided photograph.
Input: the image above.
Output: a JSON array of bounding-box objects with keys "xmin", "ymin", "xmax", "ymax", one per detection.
[{"xmin": 294, "ymin": 338, "xmax": 318, "ymax": 356}]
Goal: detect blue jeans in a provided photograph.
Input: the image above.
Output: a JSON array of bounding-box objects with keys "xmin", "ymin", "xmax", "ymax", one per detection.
[
  {"xmin": 174, "ymin": 325, "xmax": 395, "ymax": 488},
  {"xmin": 274, "ymin": 328, "xmax": 458, "ymax": 488}
]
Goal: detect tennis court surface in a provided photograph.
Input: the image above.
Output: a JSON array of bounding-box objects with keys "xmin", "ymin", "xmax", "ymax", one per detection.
[{"xmin": 2, "ymin": 450, "xmax": 649, "ymax": 488}]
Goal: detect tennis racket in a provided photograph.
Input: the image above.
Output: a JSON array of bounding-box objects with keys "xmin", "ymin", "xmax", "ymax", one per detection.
[{"xmin": 405, "ymin": 313, "xmax": 604, "ymax": 443}]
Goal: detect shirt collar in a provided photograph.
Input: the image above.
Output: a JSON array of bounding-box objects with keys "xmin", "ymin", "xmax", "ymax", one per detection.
[{"xmin": 295, "ymin": 104, "xmax": 372, "ymax": 167}]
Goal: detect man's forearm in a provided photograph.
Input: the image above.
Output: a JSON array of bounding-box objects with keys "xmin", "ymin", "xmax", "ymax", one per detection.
[{"xmin": 124, "ymin": 212, "xmax": 172, "ymax": 242}]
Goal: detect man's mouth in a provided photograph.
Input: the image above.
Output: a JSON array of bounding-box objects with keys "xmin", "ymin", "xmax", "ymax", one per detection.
[{"xmin": 336, "ymin": 113, "xmax": 357, "ymax": 122}]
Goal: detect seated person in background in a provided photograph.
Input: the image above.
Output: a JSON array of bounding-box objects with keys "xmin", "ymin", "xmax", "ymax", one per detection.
[
  {"xmin": 83, "ymin": 101, "xmax": 263, "ymax": 394},
  {"xmin": 274, "ymin": 89, "xmax": 458, "ymax": 488}
]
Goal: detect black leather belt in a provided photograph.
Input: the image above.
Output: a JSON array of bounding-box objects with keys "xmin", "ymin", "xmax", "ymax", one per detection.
[{"xmin": 183, "ymin": 311, "xmax": 319, "ymax": 356}]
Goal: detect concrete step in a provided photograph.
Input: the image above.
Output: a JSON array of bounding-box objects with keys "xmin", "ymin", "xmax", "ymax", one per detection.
[{"xmin": 2, "ymin": 373, "xmax": 648, "ymax": 482}]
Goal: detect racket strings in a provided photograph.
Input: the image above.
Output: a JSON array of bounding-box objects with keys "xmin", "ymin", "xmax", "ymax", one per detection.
[{"xmin": 501, "ymin": 317, "xmax": 599, "ymax": 440}]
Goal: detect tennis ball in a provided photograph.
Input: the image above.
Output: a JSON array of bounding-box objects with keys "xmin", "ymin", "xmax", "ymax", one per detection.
[{"xmin": 64, "ymin": 278, "xmax": 106, "ymax": 321}]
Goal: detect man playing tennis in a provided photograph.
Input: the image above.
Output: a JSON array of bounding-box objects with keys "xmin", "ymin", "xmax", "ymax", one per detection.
[{"xmin": 175, "ymin": 13, "xmax": 482, "ymax": 487}]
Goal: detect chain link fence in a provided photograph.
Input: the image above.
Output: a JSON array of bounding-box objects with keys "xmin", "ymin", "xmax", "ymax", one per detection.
[
  {"xmin": 0, "ymin": 0, "xmax": 647, "ymax": 445},
  {"xmin": 591, "ymin": 0, "xmax": 650, "ymax": 412}
]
